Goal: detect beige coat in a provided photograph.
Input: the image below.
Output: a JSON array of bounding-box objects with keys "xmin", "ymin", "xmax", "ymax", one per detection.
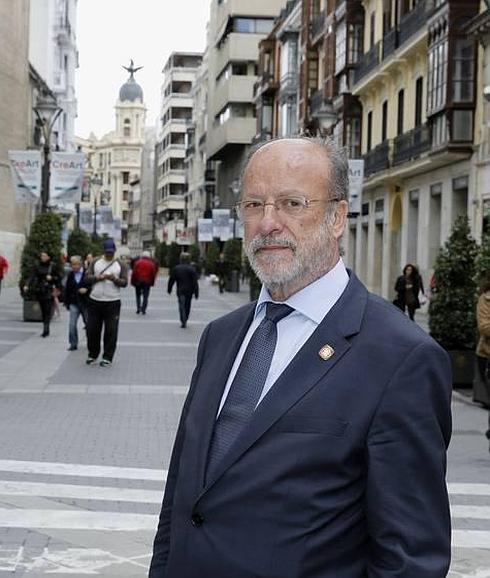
[{"xmin": 476, "ymin": 291, "xmax": 490, "ymax": 358}]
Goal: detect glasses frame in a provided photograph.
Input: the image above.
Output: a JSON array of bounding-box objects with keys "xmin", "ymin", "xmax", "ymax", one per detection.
[{"xmin": 234, "ymin": 195, "xmax": 341, "ymax": 221}]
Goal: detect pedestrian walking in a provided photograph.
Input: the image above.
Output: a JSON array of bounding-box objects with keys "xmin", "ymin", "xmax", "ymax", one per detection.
[
  {"xmin": 85, "ymin": 239, "xmax": 128, "ymax": 367},
  {"xmin": 131, "ymin": 250, "xmax": 158, "ymax": 315},
  {"xmin": 64, "ymin": 256, "xmax": 90, "ymax": 351},
  {"xmin": 476, "ymin": 273, "xmax": 490, "ymax": 451},
  {"xmin": 167, "ymin": 252, "xmax": 199, "ymax": 328},
  {"xmin": 0, "ymin": 253, "xmax": 9, "ymax": 295},
  {"xmin": 150, "ymin": 137, "xmax": 452, "ymax": 578},
  {"xmin": 215, "ymin": 252, "xmax": 228, "ymax": 294},
  {"xmin": 24, "ymin": 251, "xmax": 61, "ymax": 338},
  {"xmin": 394, "ymin": 263, "xmax": 424, "ymax": 320}
]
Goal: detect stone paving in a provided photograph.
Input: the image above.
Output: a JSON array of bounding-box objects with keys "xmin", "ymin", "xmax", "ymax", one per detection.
[{"xmin": 0, "ymin": 277, "xmax": 488, "ymax": 577}]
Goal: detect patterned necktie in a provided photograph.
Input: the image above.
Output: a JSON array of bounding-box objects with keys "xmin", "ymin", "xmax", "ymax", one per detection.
[{"xmin": 205, "ymin": 302, "xmax": 294, "ymax": 483}]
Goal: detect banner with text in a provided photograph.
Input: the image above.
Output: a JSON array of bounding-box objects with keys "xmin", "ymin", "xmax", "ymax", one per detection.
[
  {"xmin": 212, "ymin": 209, "xmax": 230, "ymax": 241},
  {"xmin": 348, "ymin": 159, "xmax": 364, "ymax": 215},
  {"xmin": 197, "ymin": 219, "xmax": 213, "ymax": 242},
  {"xmin": 50, "ymin": 152, "xmax": 85, "ymax": 204},
  {"xmin": 8, "ymin": 150, "xmax": 42, "ymax": 203}
]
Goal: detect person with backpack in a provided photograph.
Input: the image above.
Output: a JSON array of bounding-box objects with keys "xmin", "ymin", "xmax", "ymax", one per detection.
[{"xmin": 85, "ymin": 239, "xmax": 128, "ymax": 367}]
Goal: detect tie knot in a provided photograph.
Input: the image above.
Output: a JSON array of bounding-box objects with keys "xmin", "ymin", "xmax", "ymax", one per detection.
[{"xmin": 265, "ymin": 302, "xmax": 294, "ymax": 324}]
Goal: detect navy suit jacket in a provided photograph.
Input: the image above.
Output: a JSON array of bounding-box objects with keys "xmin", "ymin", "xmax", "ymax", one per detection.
[{"xmin": 149, "ymin": 273, "xmax": 452, "ymax": 578}]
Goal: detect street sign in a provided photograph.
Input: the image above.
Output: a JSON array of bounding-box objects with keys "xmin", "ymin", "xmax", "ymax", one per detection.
[
  {"xmin": 212, "ymin": 209, "xmax": 231, "ymax": 241},
  {"xmin": 198, "ymin": 219, "xmax": 213, "ymax": 242},
  {"xmin": 348, "ymin": 159, "xmax": 364, "ymax": 215}
]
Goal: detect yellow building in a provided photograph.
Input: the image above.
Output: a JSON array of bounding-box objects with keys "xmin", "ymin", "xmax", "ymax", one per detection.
[{"xmin": 344, "ymin": 0, "xmax": 480, "ymax": 299}]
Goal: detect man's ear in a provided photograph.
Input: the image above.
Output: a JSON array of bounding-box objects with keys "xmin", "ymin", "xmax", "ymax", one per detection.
[{"xmin": 332, "ymin": 200, "xmax": 349, "ymax": 240}]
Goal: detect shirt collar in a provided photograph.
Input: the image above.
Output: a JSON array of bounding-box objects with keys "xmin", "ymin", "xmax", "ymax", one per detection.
[{"xmin": 255, "ymin": 259, "xmax": 349, "ymax": 324}]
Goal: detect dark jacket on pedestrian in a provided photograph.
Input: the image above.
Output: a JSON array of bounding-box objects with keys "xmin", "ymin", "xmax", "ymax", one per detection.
[
  {"xmin": 131, "ymin": 256, "xmax": 158, "ymax": 287},
  {"xmin": 168, "ymin": 264, "xmax": 199, "ymax": 298},
  {"xmin": 28, "ymin": 261, "xmax": 61, "ymax": 300},
  {"xmin": 394, "ymin": 274, "xmax": 423, "ymax": 310},
  {"xmin": 64, "ymin": 268, "xmax": 90, "ymax": 308}
]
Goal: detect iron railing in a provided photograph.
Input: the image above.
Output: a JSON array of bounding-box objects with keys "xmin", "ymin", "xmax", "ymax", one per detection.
[
  {"xmin": 393, "ymin": 124, "xmax": 431, "ymax": 165},
  {"xmin": 353, "ymin": 42, "xmax": 381, "ymax": 84},
  {"xmin": 363, "ymin": 141, "xmax": 390, "ymax": 177}
]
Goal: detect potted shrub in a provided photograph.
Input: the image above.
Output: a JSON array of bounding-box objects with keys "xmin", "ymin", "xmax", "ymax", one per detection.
[
  {"xmin": 473, "ymin": 230, "xmax": 490, "ymax": 405},
  {"xmin": 67, "ymin": 227, "xmax": 93, "ymax": 259},
  {"xmin": 204, "ymin": 239, "xmax": 220, "ymax": 276},
  {"xmin": 429, "ymin": 216, "xmax": 478, "ymax": 386},
  {"xmin": 19, "ymin": 212, "xmax": 63, "ymax": 322},
  {"xmin": 223, "ymin": 238, "xmax": 242, "ymax": 292}
]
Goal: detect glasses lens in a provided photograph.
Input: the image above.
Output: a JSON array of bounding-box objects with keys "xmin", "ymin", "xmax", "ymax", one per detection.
[{"xmin": 277, "ymin": 197, "xmax": 307, "ymax": 215}]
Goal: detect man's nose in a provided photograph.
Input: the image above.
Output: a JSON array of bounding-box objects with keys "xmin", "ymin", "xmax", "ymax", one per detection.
[{"xmin": 258, "ymin": 204, "xmax": 283, "ymax": 235}]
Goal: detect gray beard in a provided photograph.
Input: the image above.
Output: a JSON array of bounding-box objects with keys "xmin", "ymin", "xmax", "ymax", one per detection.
[{"xmin": 244, "ymin": 222, "xmax": 338, "ymax": 296}]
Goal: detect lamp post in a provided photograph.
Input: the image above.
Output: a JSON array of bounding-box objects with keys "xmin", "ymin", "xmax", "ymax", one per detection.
[
  {"xmin": 90, "ymin": 176, "xmax": 103, "ymax": 240},
  {"xmin": 229, "ymin": 179, "xmax": 241, "ymax": 238},
  {"xmin": 33, "ymin": 94, "xmax": 62, "ymax": 213}
]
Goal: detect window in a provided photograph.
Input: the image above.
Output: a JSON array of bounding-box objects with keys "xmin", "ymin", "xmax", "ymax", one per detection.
[
  {"xmin": 233, "ymin": 18, "xmax": 273, "ymax": 35},
  {"xmin": 335, "ymin": 21, "xmax": 346, "ymax": 74},
  {"xmin": 452, "ymin": 110, "xmax": 473, "ymax": 141},
  {"xmin": 123, "ymin": 190, "xmax": 128, "ymax": 201},
  {"xmin": 367, "ymin": 111, "xmax": 373, "ymax": 152},
  {"xmin": 452, "ymin": 37, "xmax": 475, "ymax": 103},
  {"xmin": 370, "ymin": 11, "xmax": 376, "ymax": 49},
  {"xmin": 124, "ymin": 118, "xmax": 131, "ymax": 137},
  {"xmin": 346, "ymin": 118, "xmax": 361, "ymax": 159},
  {"xmin": 427, "ymin": 36, "xmax": 448, "ymax": 114},
  {"xmin": 382, "ymin": 100, "xmax": 388, "ymax": 142},
  {"xmin": 432, "ymin": 113, "xmax": 448, "ymax": 148},
  {"xmin": 397, "ymin": 89, "xmax": 404, "ymax": 136},
  {"xmin": 347, "ymin": 24, "xmax": 363, "ymax": 65},
  {"xmin": 415, "ymin": 77, "xmax": 423, "ymax": 126},
  {"xmin": 122, "ymin": 172, "xmax": 130, "ymax": 184}
]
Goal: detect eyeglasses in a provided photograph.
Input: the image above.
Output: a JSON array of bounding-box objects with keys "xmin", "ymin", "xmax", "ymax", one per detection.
[{"xmin": 235, "ymin": 195, "xmax": 340, "ymax": 222}]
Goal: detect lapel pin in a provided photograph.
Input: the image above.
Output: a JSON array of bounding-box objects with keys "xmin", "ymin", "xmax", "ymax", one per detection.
[{"xmin": 319, "ymin": 344, "xmax": 334, "ymax": 361}]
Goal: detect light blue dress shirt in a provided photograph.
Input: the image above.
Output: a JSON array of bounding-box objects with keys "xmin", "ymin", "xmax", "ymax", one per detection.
[{"xmin": 217, "ymin": 259, "xmax": 350, "ymax": 415}]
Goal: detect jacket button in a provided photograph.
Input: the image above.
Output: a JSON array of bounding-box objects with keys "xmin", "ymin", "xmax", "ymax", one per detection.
[{"xmin": 191, "ymin": 512, "xmax": 204, "ymax": 527}]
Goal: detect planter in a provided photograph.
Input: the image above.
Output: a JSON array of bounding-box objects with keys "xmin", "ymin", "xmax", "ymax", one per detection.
[
  {"xmin": 23, "ymin": 299, "xmax": 43, "ymax": 322},
  {"xmin": 473, "ymin": 357, "xmax": 490, "ymax": 408},
  {"xmin": 448, "ymin": 350, "xmax": 475, "ymax": 387}
]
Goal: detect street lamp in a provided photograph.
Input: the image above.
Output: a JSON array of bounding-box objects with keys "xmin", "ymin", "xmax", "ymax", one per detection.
[
  {"xmin": 90, "ymin": 176, "xmax": 103, "ymax": 239},
  {"xmin": 33, "ymin": 94, "xmax": 62, "ymax": 212},
  {"xmin": 229, "ymin": 179, "xmax": 241, "ymax": 238}
]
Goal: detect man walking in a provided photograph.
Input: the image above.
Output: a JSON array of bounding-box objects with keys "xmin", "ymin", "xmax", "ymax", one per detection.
[
  {"xmin": 64, "ymin": 255, "xmax": 89, "ymax": 351},
  {"xmin": 150, "ymin": 137, "xmax": 452, "ymax": 578},
  {"xmin": 167, "ymin": 253, "xmax": 199, "ymax": 328},
  {"xmin": 131, "ymin": 250, "xmax": 158, "ymax": 314},
  {"xmin": 85, "ymin": 239, "xmax": 128, "ymax": 367},
  {"xmin": 0, "ymin": 253, "xmax": 9, "ymax": 295}
]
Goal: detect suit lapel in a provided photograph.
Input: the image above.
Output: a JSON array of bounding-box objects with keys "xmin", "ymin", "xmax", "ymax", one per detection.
[
  {"xmin": 198, "ymin": 273, "xmax": 368, "ymax": 495},
  {"xmin": 194, "ymin": 303, "xmax": 256, "ymax": 490}
]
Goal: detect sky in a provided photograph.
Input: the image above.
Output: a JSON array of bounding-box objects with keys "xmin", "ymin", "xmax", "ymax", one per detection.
[{"xmin": 75, "ymin": 0, "xmax": 210, "ymax": 139}]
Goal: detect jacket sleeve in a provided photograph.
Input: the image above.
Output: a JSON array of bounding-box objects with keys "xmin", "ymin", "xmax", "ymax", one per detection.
[
  {"xmin": 477, "ymin": 296, "xmax": 490, "ymax": 338},
  {"xmin": 366, "ymin": 340, "xmax": 452, "ymax": 577},
  {"xmin": 113, "ymin": 262, "xmax": 128, "ymax": 288},
  {"xmin": 193, "ymin": 269, "xmax": 199, "ymax": 299},
  {"xmin": 84, "ymin": 260, "xmax": 98, "ymax": 285},
  {"xmin": 167, "ymin": 270, "xmax": 175, "ymax": 294},
  {"xmin": 149, "ymin": 323, "xmax": 211, "ymax": 577}
]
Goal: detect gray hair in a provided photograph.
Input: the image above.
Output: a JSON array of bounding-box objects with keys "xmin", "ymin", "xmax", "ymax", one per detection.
[
  {"xmin": 70, "ymin": 255, "xmax": 82, "ymax": 265},
  {"xmin": 239, "ymin": 136, "xmax": 349, "ymax": 203}
]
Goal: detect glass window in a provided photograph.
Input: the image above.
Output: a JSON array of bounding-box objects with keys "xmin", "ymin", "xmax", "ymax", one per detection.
[
  {"xmin": 452, "ymin": 37, "xmax": 475, "ymax": 103},
  {"xmin": 233, "ymin": 17, "xmax": 273, "ymax": 35},
  {"xmin": 452, "ymin": 110, "xmax": 473, "ymax": 141},
  {"xmin": 335, "ymin": 21, "xmax": 347, "ymax": 74},
  {"xmin": 431, "ymin": 113, "xmax": 448, "ymax": 147},
  {"xmin": 348, "ymin": 24, "xmax": 363, "ymax": 65},
  {"xmin": 346, "ymin": 118, "xmax": 361, "ymax": 159}
]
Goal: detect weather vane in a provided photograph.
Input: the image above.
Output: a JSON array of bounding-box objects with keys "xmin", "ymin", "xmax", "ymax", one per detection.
[{"xmin": 123, "ymin": 59, "xmax": 143, "ymax": 79}]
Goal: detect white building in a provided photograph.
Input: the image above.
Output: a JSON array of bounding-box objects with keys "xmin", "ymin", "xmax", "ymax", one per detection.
[
  {"xmin": 156, "ymin": 52, "xmax": 203, "ymax": 244},
  {"xmin": 29, "ymin": 0, "xmax": 78, "ymax": 151}
]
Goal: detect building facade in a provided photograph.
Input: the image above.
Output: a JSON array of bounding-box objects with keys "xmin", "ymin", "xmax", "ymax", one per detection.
[
  {"xmin": 29, "ymin": 0, "xmax": 78, "ymax": 151},
  {"xmin": 75, "ymin": 63, "xmax": 146, "ymax": 249},
  {"xmin": 205, "ymin": 0, "xmax": 288, "ymax": 210},
  {"xmin": 156, "ymin": 52, "xmax": 202, "ymax": 244}
]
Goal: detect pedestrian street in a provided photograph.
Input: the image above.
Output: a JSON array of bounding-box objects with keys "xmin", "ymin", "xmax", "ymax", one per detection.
[{"xmin": 0, "ymin": 278, "xmax": 489, "ymax": 576}]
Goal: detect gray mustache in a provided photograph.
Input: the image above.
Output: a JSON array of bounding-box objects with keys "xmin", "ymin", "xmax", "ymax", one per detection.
[{"xmin": 248, "ymin": 236, "xmax": 297, "ymax": 253}]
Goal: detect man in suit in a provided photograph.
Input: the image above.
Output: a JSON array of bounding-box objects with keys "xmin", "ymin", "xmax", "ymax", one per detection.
[
  {"xmin": 167, "ymin": 253, "xmax": 199, "ymax": 328},
  {"xmin": 149, "ymin": 137, "xmax": 452, "ymax": 578}
]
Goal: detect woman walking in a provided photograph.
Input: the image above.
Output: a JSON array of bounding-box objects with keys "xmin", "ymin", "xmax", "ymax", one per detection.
[
  {"xmin": 24, "ymin": 251, "xmax": 61, "ymax": 337},
  {"xmin": 394, "ymin": 264, "xmax": 424, "ymax": 321},
  {"xmin": 476, "ymin": 275, "xmax": 490, "ymax": 452}
]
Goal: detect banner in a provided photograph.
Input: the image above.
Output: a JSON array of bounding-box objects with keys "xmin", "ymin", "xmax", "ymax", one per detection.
[
  {"xmin": 79, "ymin": 207, "xmax": 94, "ymax": 234},
  {"xmin": 98, "ymin": 206, "xmax": 114, "ymax": 237},
  {"xmin": 50, "ymin": 152, "xmax": 85, "ymax": 204},
  {"xmin": 197, "ymin": 219, "xmax": 213, "ymax": 242},
  {"xmin": 8, "ymin": 150, "xmax": 42, "ymax": 203},
  {"xmin": 212, "ymin": 209, "xmax": 230, "ymax": 241},
  {"xmin": 348, "ymin": 159, "xmax": 364, "ymax": 215},
  {"xmin": 81, "ymin": 177, "xmax": 91, "ymax": 203},
  {"xmin": 177, "ymin": 228, "xmax": 195, "ymax": 246}
]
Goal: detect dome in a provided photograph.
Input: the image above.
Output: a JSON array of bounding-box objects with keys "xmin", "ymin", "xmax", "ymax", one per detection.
[{"xmin": 119, "ymin": 77, "xmax": 143, "ymax": 102}]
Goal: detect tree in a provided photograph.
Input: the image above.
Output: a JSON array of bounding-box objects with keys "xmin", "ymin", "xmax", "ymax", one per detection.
[
  {"xmin": 205, "ymin": 239, "xmax": 221, "ymax": 275},
  {"xmin": 223, "ymin": 238, "xmax": 242, "ymax": 271},
  {"xmin": 429, "ymin": 216, "xmax": 478, "ymax": 350},
  {"xmin": 167, "ymin": 242, "xmax": 181, "ymax": 272},
  {"xmin": 155, "ymin": 242, "xmax": 168, "ymax": 267},
  {"xmin": 19, "ymin": 212, "xmax": 63, "ymax": 299},
  {"xmin": 67, "ymin": 228, "xmax": 93, "ymax": 259},
  {"xmin": 475, "ymin": 229, "xmax": 490, "ymax": 291}
]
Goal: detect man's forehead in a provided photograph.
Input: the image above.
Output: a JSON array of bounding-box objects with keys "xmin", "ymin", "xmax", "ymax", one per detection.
[{"xmin": 245, "ymin": 140, "xmax": 329, "ymax": 175}]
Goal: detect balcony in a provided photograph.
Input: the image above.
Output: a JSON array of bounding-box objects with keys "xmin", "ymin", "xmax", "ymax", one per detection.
[
  {"xmin": 354, "ymin": 42, "xmax": 381, "ymax": 84},
  {"xmin": 309, "ymin": 89, "xmax": 324, "ymax": 115},
  {"xmin": 393, "ymin": 124, "xmax": 431, "ymax": 166},
  {"xmin": 256, "ymin": 71, "xmax": 278, "ymax": 97},
  {"xmin": 208, "ymin": 116, "xmax": 256, "ymax": 159},
  {"xmin": 398, "ymin": 0, "xmax": 431, "ymax": 46},
  {"xmin": 363, "ymin": 141, "xmax": 390, "ymax": 177},
  {"xmin": 382, "ymin": 27, "xmax": 398, "ymax": 60},
  {"xmin": 311, "ymin": 10, "xmax": 326, "ymax": 43},
  {"xmin": 214, "ymin": 75, "xmax": 257, "ymax": 116}
]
